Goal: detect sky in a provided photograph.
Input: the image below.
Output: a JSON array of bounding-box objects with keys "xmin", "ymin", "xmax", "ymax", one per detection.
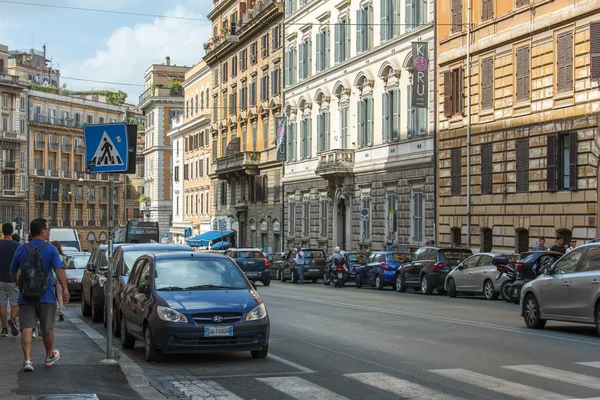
[{"xmin": 0, "ymin": 0, "xmax": 213, "ymax": 103}]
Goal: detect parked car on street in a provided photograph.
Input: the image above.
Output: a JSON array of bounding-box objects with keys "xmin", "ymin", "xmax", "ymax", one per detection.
[
  {"xmin": 356, "ymin": 252, "xmax": 411, "ymax": 290},
  {"xmin": 81, "ymin": 245, "xmax": 116, "ymax": 322},
  {"xmin": 268, "ymin": 252, "xmax": 286, "ymax": 279},
  {"xmin": 280, "ymin": 249, "xmax": 327, "ymax": 283},
  {"xmin": 64, "ymin": 252, "xmax": 91, "ymax": 300},
  {"xmin": 343, "ymin": 251, "xmax": 370, "ymax": 282},
  {"xmin": 520, "ymin": 244, "xmax": 600, "ymax": 336},
  {"xmin": 397, "ymin": 246, "xmax": 473, "ymax": 295},
  {"xmin": 445, "ymin": 252, "xmax": 513, "ymax": 300},
  {"xmin": 119, "ymin": 252, "xmax": 270, "ymax": 361},
  {"xmin": 104, "ymin": 243, "xmax": 193, "ymax": 335},
  {"xmin": 225, "ymin": 248, "xmax": 271, "ymax": 286}
]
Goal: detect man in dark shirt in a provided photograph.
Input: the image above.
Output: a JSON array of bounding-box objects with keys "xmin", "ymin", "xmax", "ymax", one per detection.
[
  {"xmin": 550, "ymin": 236, "xmax": 566, "ymax": 254},
  {"xmin": 0, "ymin": 223, "xmax": 20, "ymax": 337}
]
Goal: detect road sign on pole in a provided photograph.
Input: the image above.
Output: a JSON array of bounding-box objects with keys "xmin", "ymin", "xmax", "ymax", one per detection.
[
  {"xmin": 360, "ymin": 208, "xmax": 370, "ymax": 222},
  {"xmin": 84, "ymin": 123, "xmax": 130, "ymax": 173}
]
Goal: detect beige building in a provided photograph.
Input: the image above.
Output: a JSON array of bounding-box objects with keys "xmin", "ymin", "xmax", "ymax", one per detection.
[
  {"xmin": 205, "ymin": 0, "xmax": 285, "ymax": 251},
  {"xmin": 7, "ymin": 45, "xmax": 60, "ymax": 88},
  {"xmin": 28, "ymin": 90, "xmax": 127, "ymax": 249},
  {"xmin": 437, "ymin": 0, "xmax": 600, "ymax": 252},
  {"xmin": 167, "ymin": 61, "xmax": 212, "ymax": 243},
  {"xmin": 0, "ymin": 44, "xmax": 29, "ymax": 226},
  {"xmin": 137, "ymin": 57, "xmax": 189, "ymax": 236}
]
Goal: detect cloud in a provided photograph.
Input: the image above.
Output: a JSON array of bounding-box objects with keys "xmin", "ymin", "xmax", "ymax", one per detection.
[{"xmin": 60, "ymin": 4, "xmax": 210, "ymax": 102}]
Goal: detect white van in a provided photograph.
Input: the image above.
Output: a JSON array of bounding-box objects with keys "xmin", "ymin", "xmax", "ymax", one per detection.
[{"xmin": 49, "ymin": 228, "xmax": 81, "ymax": 251}]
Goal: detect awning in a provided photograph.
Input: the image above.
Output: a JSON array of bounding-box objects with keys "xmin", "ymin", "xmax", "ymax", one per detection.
[{"xmin": 187, "ymin": 230, "xmax": 234, "ymax": 247}]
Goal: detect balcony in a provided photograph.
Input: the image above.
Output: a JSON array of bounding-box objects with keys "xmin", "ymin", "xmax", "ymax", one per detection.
[
  {"xmin": 0, "ymin": 69, "xmax": 26, "ymax": 85},
  {"xmin": 0, "ymin": 189, "xmax": 26, "ymax": 198},
  {"xmin": 49, "ymin": 170, "xmax": 60, "ymax": 177},
  {"xmin": 35, "ymin": 141, "xmax": 45, "ymax": 149},
  {"xmin": 88, "ymin": 220, "xmax": 96, "ymax": 227},
  {"xmin": 0, "ymin": 131, "xmax": 27, "ymax": 142},
  {"xmin": 99, "ymin": 196, "xmax": 108, "ymax": 202},
  {"xmin": 62, "ymin": 194, "xmax": 73, "ymax": 202},
  {"xmin": 62, "ymin": 220, "xmax": 72, "ymax": 227},
  {"xmin": 315, "ymin": 149, "xmax": 356, "ymax": 179},
  {"xmin": 62, "ymin": 144, "xmax": 72, "ymax": 152},
  {"xmin": 74, "ymin": 146, "xmax": 84, "ymax": 153},
  {"xmin": 215, "ymin": 143, "xmax": 261, "ymax": 179},
  {"xmin": 34, "ymin": 169, "xmax": 46, "ymax": 176},
  {"xmin": 31, "ymin": 115, "xmax": 85, "ymax": 129},
  {"xmin": 2, "ymin": 160, "xmax": 16, "ymax": 169},
  {"xmin": 48, "ymin": 142, "xmax": 59, "ymax": 151},
  {"xmin": 75, "ymin": 195, "xmax": 84, "ymax": 202},
  {"xmin": 138, "ymin": 86, "xmax": 183, "ymax": 105},
  {"xmin": 75, "ymin": 220, "xmax": 84, "ymax": 227}
]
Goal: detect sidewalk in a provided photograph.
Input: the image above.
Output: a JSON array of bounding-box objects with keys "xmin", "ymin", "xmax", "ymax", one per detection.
[{"xmin": 0, "ymin": 305, "xmax": 142, "ymax": 400}]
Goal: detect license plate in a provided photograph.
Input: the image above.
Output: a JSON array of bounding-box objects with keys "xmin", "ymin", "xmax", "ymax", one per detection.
[
  {"xmin": 245, "ymin": 272, "xmax": 260, "ymax": 277},
  {"xmin": 309, "ymin": 268, "xmax": 319, "ymax": 272},
  {"xmin": 204, "ymin": 326, "xmax": 233, "ymax": 337},
  {"xmin": 337, "ymin": 273, "xmax": 343, "ymax": 279}
]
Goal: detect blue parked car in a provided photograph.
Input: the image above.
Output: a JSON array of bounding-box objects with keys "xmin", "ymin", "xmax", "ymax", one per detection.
[
  {"xmin": 119, "ymin": 252, "xmax": 269, "ymax": 362},
  {"xmin": 356, "ymin": 252, "xmax": 412, "ymax": 290}
]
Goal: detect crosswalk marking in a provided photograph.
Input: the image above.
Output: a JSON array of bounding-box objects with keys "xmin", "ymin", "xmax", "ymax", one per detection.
[
  {"xmin": 503, "ymin": 365, "xmax": 600, "ymax": 391},
  {"xmin": 429, "ymin": 368, "xmax": 570, "ymax": 400},
  {"xmin": 171, "ymin": 380, "xmax": 243, "ymax": 400},
  {"xmin": 577, "ymin": 362, "xmax": 600, "ymax": 370},
  {"xmin": 257, "ymin": 376, "xmax": 350, "ymax": 400},
  {"xmin": 345, "ymin": 372, "xmax": 464, "ymax": 400}
]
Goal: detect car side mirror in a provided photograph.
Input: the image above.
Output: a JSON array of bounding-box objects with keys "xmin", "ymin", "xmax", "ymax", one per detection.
[
  {"xmin": 250, "ymin": 281, "xmax": 257, "ymax": 290},
  {"xmin": 87, "ymin": 263, "xmax": 95, "ymax": 272},
  {"xmin": 138, "ymin": 284, "xmax": 149, "ymax": 294}
]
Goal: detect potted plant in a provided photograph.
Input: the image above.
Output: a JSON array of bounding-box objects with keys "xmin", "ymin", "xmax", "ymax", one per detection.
[{"xmin": 138, "ymin": 195, "xmax": 150, "ymax": 203}]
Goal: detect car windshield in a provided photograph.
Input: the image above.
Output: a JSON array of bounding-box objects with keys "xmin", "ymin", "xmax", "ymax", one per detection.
[
  {"xmin": 232, "ymin": 251, "xmax": 264, "ymax": 259},
  {"xmin": 439, "ymin": 250, "xmax": 473, "ymax": 265},
  {"xmin": 60, "ymin": 241, "xmax": 80, "ymax": 250},
  {"xmin": 303, "ymin": 250, "xmax": 325, "ymax": 259},
  {"xmin": 387, "ymin": 253, "xmax": 411, "ymax": 263},
  {"xmin": 155, "ymin": 258, "xmax": 249, "ymax": 291},
  {"xmin": 123, "ymin": 250, "xmax": 189, "ymax": 276},
  {"xmin": 67, "ymin": 255, "xmax": 89, "ymax": 269},
  {"xmin": 347, "ymin": 253, "xmax": 369, "ymax": 263}
]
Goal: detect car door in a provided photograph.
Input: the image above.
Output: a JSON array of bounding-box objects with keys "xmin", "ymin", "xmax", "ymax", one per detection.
[
  {"xmin": 120, "ymin": 258, "xmax": 143, "ymax": 325},
  {"xmin": 453, "ymin": 255, "xmax": 480, "ymax": 291},
  {"xmin": 83, "ymin": 250, "xmax": 98, "ymax": 305},
  {"xmin": 130, "ymin": 259, "xmax": 150, "ymax": 336},
  {"xmin": 358, "ymin": 254, "xmax": 374, "ymax": 283},
  {"xmin": 473, "ymin": 254, "xmax": 494, "ymax": 293},
  {"xmin": 402, "ymin": 249, "xmax": 420, "ymax": 284},
  {"xmin": 541, "ymin": 248, "xmax": 585, "ymax": 318},
  {"xmin": 112, "ymin": 248, "xmax": 125, "ymax": 309},
  {"xmin": 568, "ymin": 246, "xmax": 599, "ymax": 321}
]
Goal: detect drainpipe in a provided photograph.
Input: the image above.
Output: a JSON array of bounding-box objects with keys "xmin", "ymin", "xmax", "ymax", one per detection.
[{"xmin": 466, "ymin": 0, "xmax": 472, "ymax": 248}]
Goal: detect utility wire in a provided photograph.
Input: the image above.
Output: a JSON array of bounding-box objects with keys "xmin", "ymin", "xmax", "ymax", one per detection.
[{"xmin": 61, "ymin": 76, "xmax": 144, "ymax": 87}]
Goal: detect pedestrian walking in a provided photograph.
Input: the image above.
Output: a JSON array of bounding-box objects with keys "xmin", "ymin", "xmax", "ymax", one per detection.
[
  {"xmin": 532, "ymin": 238, "xmax": 547, "ymax": 251},
  {"xmin": 566, "ymin": 239, "xmax": 577, "ymax": 254},
  {"xmin": 51, "ymin": 241, "xmax": 67, "ymax": 321},
  {"xmin": 550, "ymin": 236, "xmax": 566, "ymax": 254},
  {"xmin": 295, "ymin": 246, "xmax": 305, "ymax": 284},
  {"xmin": 9, "ymin": 218, "xmax": 70, "ymax": 372},
  {"xmin": 0, "ymin": 223, "xmax": 20, "ymax": 337}
]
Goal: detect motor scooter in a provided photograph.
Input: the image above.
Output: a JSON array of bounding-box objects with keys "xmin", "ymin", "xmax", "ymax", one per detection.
[{"xmin": 495, "ymin": 262, "xmax": 518, "ymax": 302}]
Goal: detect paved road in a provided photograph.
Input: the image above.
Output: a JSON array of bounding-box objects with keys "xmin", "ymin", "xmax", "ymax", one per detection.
[{"xmin": 76, "ymin": 281, "xmax": 600, "ymax": 400}]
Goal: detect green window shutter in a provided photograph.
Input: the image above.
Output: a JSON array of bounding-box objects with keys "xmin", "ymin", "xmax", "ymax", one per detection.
[
  {"xmin": 324, "ymin": 112, "xmax": 330, "ymax": 150},
  {"xmin": 382, "ymin": 92, "xmax": 389, "ymax": 143},
  {"xmin": 356, "ymin": 9, "xmax": 363, "ymax": 54},
  {"xmin": 317, "ymin": 114, "xmax": 323, "ymax": 152},
  {"xmin": 406, "ymin": 0, "xmax": 414, "ymax": 31},
  {"xmin": 306, "ymin": 117, "xmax": 312, "ymax": 158},
  {"xmin": 392, "ymin": 88, "xmax": 399, "ymax": 141},
  {"xmin": 334, "ymin": 23, "xmax": 341, "ymax": 64},
  {"xmin": 357, "ymin": 101, "xmax": 364, "ymax": 148},
  {"xmin": 380, "ymin": 0, "xmax": 388, "ymax": 41},
  {"xmin": 366, "ymin": 98, "xmax": 373, "ymax": 147},
  {"xmin": 316, "ymin": 33, "xmax": 322, "ymax": 72},
  {"xmin": 407, "ymin": 85, "xmax": 414, "ymax": 137}
]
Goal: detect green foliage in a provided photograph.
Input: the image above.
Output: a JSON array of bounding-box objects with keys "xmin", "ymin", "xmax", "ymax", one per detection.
[
  {"xmin": 106, "ymin": 90, "xmax": 127, "ymax": 105},
  {"xmin": 168, "ymin": 80, "xmax": 183, "ymax": 90}
]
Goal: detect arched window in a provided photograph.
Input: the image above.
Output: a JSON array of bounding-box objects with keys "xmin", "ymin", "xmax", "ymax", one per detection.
[
  {"xmin": 190, "ymin": 97, "xmax": 194, "ymax": 115},
  {"xmin": 201, "ymin": 92, "xmax": 204, "ymax": 109},
  {"xmin": 516, "ymin": 229, "xmax": 529, "ymax": 253},
  {"xmin": 451, "ymin": 227, "xmax": 461, "ymax": 246},
  {"xmin": 206, "ymin": 89, "xmax": 210, "ymax": 107},
  {"xmin": 481, "ymin": 228, "xmax": 493, "ymax": 252},
  {"xmin": 195, "ymin": 94, "xmax": 199, "ymax": 112},
  {"xmin": 186, "ymin": 100, "xmax": 189, "ymax": 118}
]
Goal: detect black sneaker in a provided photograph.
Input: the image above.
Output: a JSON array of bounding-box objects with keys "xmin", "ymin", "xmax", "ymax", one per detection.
[
  {"xmin": 59, "ymin": 313, "xmax": 64, "ymax": 322},
  {"xmin": 8, "ymin": 318, "xmax": 19, "ymax": 336},
  {"xmin": 1, "ymin": 328, "xmax": 7, "ymax": 337}
]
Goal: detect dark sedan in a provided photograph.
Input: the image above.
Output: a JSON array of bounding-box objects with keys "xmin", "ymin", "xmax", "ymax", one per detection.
[
  {"xmin": 119, "ymin": 252, "xmax": 269, "ymax": 361},
  {"xmin": 81, "ymin": 245, "xmax": 118, "ymax": 322},
  {"xmin": 64, "ymin": 252, "xmax": 91, "ymax": 300},
  {"xmin": 280, "ymin": 249, "xmax": 327, "ymax": 283}
]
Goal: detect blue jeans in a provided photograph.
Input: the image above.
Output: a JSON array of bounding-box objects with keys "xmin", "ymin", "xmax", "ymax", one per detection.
[{"xmin": 296, "ymin": 264, "xmax": 305, "ymax": 282}]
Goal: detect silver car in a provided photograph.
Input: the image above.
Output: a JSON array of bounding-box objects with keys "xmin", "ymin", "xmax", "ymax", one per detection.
[
  {"xmin": 445, "ymin": 252, "xmax": 510, "ymax": 300},
  {"xmin": 520, "ymin": 244, "xmax": 600, "ymax": 336}
]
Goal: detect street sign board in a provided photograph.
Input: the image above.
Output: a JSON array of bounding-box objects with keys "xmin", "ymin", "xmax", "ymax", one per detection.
[
  {"xmin": 84, "ymin": 123, "xmax": 130, "ymax": 173},
  {"xmin": 360, "ymin": 208, "xmax": 370, "ymax": 221},
  {"xmin": 184, "ymin": 228, "xmax": 192, "ymax": 237}
]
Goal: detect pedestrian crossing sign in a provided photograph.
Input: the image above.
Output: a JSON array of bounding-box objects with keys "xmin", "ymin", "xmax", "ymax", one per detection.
[{"xmin": 84, "ymin": 123, "xmax": 130, "ymax": 173}]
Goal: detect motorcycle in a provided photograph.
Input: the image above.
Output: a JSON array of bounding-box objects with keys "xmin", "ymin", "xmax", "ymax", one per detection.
[
  {"xmin": 508, "ymin": 258, "xmax": 551, "ymax": 304},
  {"xmin": 323, "ymin": 261, "xmax": 350, "ymax": 287},
  {"xmin": 495, "ymin": 262, "xmax": 518, "ymax": 303}
]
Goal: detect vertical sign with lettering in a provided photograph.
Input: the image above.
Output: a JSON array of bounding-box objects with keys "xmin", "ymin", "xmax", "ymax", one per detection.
[
  {"xmin": 275, "ymin": 116, "xmax": 287, "ymax": 161},
  {"xmin": 412, "ymin": 42, "xmax": 429, "ymax": 109}
]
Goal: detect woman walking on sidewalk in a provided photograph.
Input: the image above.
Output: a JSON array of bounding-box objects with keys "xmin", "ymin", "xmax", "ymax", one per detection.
[{"xmin": 51, "ymin": 241, "xmax": 67, "ymax": 321}]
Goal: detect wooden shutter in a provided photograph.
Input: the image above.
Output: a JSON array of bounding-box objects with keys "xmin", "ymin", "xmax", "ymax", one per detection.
[
  {"xmin": 591, "ymin": 22, "xmax": 600, "ymax": 80},
  {"xmin": 356, "ymin": 9, "xmax": 363, "ymax": 53},
  {"xmin": 452, "ymin": 149, "xmax": 461, "ymax": 195},
  {"xmin": 444, "ymin": 71, "xmax": 452, "ymax": 117},
  {"xmin": 481, "ymin": 58, "xmax": 493, "ymax": 109},
  {"xmin": 366, "ymin": 98, "xmax": 373, "ymax": 146},
  {"xmin": 557, "ymin": 33, "xmax": 566, "ymax": 92},
  {"xmin": 324, "ymin": 112, "xmax": 330, "ymax": 149},
  {"xmin": 516, "ymin": 139, "xmax": 529, "ymax": 192},
  {"xmin": 357, "ymin": 101, "xmax": 364, "ymax": 147},
  {"xmin": 256, "ymin": 176, "xmax": 264, "ymax": 202},
  {"xmin": 565, "ymin": 32, "xmax": 573, "ymax": 91},
  {"xmin": 406, "ymin": 0, "xmax": 414, "ymax": 30},
  {"xmin": 481, "ymin": 143, "xmax": 492, "ymax": 195},
  {"xmin": 546, "ymin": 134, "xmax": 557, "ymax": 192},
  {"xmin": 452, "ymin": 0, "xmax": 462, "ymax": 33},
  {"xmin": 482, "ymin": 0, "xmax": 488, "ymax": 21},
  {"xmin": 516, "ymin": 47, "xmax": 524, "ymax": 100},
  {"xmin": 457, "ymin": 67, "xmax": 464, "ymax": 115},
  {"xmin": 334, "ymin": 23, "xmax": 341, "ymax": 64},
  {"xmin": 518, "ymin": 47, "xmax": 531, "ymax": 100},
  {"xmin": 569, "ymin": 131, "xmax": 578, "ymax": 191}
]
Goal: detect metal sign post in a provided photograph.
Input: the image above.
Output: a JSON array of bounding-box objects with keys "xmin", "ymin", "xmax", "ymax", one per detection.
[{"xmin": 107, "ymin": 174, "xmax": 114, "ymax": 359}]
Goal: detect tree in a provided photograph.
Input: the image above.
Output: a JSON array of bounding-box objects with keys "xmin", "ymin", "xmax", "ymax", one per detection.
[{"xmin": 106, "ymin": 90, "xmax": 127, "ymax": 105}]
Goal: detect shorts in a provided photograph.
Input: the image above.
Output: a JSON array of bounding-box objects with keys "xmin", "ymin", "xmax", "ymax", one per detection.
[
  {"xmin": 19, "ymin": 303, "xmax": 57, "ymax": 333},
  {"xmin": 0, "ymin": 281, "xmax": 19, "ymax": 306}
]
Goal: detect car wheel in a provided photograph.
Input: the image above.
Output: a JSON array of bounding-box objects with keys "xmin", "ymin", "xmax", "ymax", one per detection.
[
  {"xmin": 375, "ymin": 275, "xmax": 384, "ymax": 290},
  {"xmin": 251, "ymin": 344, "xmax": 269, "ymax": 359},
  {"xmin": 421, "ymin": 275, "xmax": 433, "ymax": 295},
  {"xmin": 144, "ymin": 325, "xmax": 162, "ymax": 362},
  {"xmin": 262, "ymin": 278, "xmax": 271, "ymax": 287},
  {"xmin": 113, "ymin": 302, "xmax": 121, "ymax": 338},
  {"xmin": 395, "ymin": 274, "xmax": 407, "ymax": 292},
  {"xmin": 91, "ymin": 290, "xmax": 103, "ymax": 323},
  {"xmin": 448, "ymin": 278, "xmax": 457, "ymax": 298},
  {"xmin": 523, "ymin": 294, "xmax": 546, "ymax": 329},
  {"xmin": 484, "ymin": 280, "xmax": 498, "ymax": 300},
  {"xmin": 500, "ymin": 281, "xmax": 513, "ymax": 302},
  {"xmin": 595, "ymin": 303, "xmax": 600, "ymax": 337},
  {"xmin": 120, "ymin": 314, "xmax": 135, "ymax": 349},
  {"xmin": 355, "ymin": 274, "xmax": 362, "ymax": 289},
  {"xmin": 280, "ymin": 269, "xmax": 287, "ymax": 282},
  {"xmin": 80, "ymin": 288, "xmax": 91, "ymax": 316},
  {"xmin": 323, "ymin": 272, "xmax": 330, "ymax": 285}
]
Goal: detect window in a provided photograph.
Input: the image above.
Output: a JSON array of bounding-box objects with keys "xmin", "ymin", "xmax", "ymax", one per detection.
[
  {"xmin": 579, "ymin": 247, "xmax": 600, "ymax": 272},
  {"xmin": 1, "ymin": 94, "xmax": 7, "ymax": 108},
  {"xmin": 262, "ymin": 118, "xmax": 269, "ymax": 150},
  {"xmin": 481, "ymin": 228, "xmax": 493, "ymax": 252},
  {"xmin": 320, "ymin": 198, "xmax": 328, "ymax": 237},
  {"xmin": 547, "ymin": 132, "xmax": 578, "ymax": 192},
  {"xmin": 382, "ymin": 89, "xmax": 399, "ymax": 142},
  {"xmin": 557, "ymin": 31, "xmax": 573, "ymax": 92},
  {"xmin": 250, "ymin": 41, "xmax": 258, "ymax": 65},
  {"xmin": 20, "ymin": 96, "xmax": 25, "ymax": 110},
  {"xmin": 229, "ymin": 92, "xmax": 237, "ymax": 115},
  {"xmin": 250, "ymin": 80, "xmax": 257, "ymax": 106},
  {"xmin": 260, "ymin": 74, "xmax": 269, "ymax": 102},
  {"xmin": 481, "ymin": 143, "xmax": 493, "ymax": 195},
  {"xmin": 406, "ymin": 0, "xmax": 425, "ymax": 30},
  {"xmin": 451, "ymin": 149, "xmax": 461, "ymax": 196},
  {"xmin": 240, "ymin": 86, "xmax": 247, "ymax": 111},
  {"xmin": 261, "ymin": 33, "xmax": 269, "ymax": 58},
  {"xmin": 386, "ymin": 192, "xmax": 397, "ymax": 239},
  {"xmin": 299, "ymin": 39, "xmax": 312, "ymax": 81},
  {"xmin": 302, "ymin": 200, "xmax": 310, "ymax": 236},
  {"xmin": 452, "ymin": 227, "xmax": 462, "ymax": 245},
  {"xmin": 219, "ymin": 180, "xmax": 227, "ymax": 206},
  {"xmin": 174, "ymin": 166, "xmax": 179, "ymax": 182},
  {"xmin": 299, "ymin": 115, "xmax": 312, "ymax": 159},
  {"xmin": 357, "ymin": 97, "xmax": 373, "ymax": 148},
  {"xmin": 288, "ymin": 202, "xmax": 295, "ymax": 235},
  {"xmin": 481, "ymin": 57, "xmax": 494, "ymax": 109},
  {"xmin": 341, "ymin": 106, "xmax": 349, "ymax": 148},
  {"xmin": 361, "ymin": 195, "xmax": 371, "ymax": 241},
  {"xmin": 481, "ymin": 0, "xmax": 493, "ymax": 21},
  {"xmin": 271, "ymin": 68, "xmax": 281, "ymax": 96},
  {"xmin": 516, "ymin": 46, "xmax": 530, "ymax": 101},
  {"xmin": 553, "ymin": 248, "xmax": 585, "ymax": 274},
  {"xmin": 231, "ymin": 180, "xmax": 236, "ymax": 205},
  {"xmin": 99, "ymin": 117, "xmax": 105, "ymax": 124},
  {"xmin": 285, "ymin": 0, "xmax": 296, "ymax": 17},
  {"xmin": 591, "ymin": 22, "xmax": 600, "ymax": 80},
  {"xmin": 334, "ymin": 17, "xmax": 350, "ymax": 64},
  {"xmin": 274, "ymin": 173, "xmax": 281, "ymax": 202},
  {"xmin": 412, "ymin": 190, "xmax": 423, "ymax": 243},
  {"xmin": 407, "ymin": 84, "xmax": 427, "ymax": 137},
  {"xmin": 516, "ymin": 0, "xmax": 529, "ymax": 7},
  {"xmin": 222, "ymin": 62, "xmax": 228, "ymax": 83},
  {"xmin": 195, "ymin": 95, "xmax": 198, "ymax": 112},
  {"xmin": 516, "ymin": 139, "xmax": 529, "ymax": 193},
  {"xmin": 444, "ymin": 67, "xmax": 464, "ymax": 117},
  {"xmin": 88, "ymin": 115, "xmax": 93, "ymax": 125},
  {"xmin": 452, "ymin": 0, "xmax": 463, "ymax": 33},
  {"xmin": 255, "ymin": 175, "xmax": 267, "ymax": 203},
  {"xmin": 272, "ymin": 24, "xmax": 282, "ymax": 50},
  {"xmin": 285, "ymin": 49, "xmax": 297, "ymax": 87},
  {"xmin": 231, "ymin": 55, "xmax": 238, "ymax": 77},
  {"xmin": 317, "ymin": 112, "xmax": 330, "ymax": 152},
  {"xmin": 20, "ymin": 151, "xmax": 25, "ymax": 169},
  {"xmin": 2, "ymin": 118, "xmax": 7, "ymax": 132},
  {"xmin": 356, "ymin": 4, "xmax": 372, "ymax": 54},
  {"xmin": 316, "ymin": 30, "xmax": 330, "ymax": 72},
  {"xmin": 286, "ymin": 123, "xmax": 297, "ymax": 162},
  {"xmin": 380, "ymin": 0, "xmax": 398, "ymax": 41}
]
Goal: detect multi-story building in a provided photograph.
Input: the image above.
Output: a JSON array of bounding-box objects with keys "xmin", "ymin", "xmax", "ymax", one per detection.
[
  {"xmin": 0, "ymin": 44, "xmax": 29, "ymax": 225},
  {"xmin": 437, "ymin": 1, "xmax": 600, "ymax": 251},
  {"xmin": 283, "ymin": 0, "xmax": 435, "ymax": 252},
  {"xmin": 7, "ymin": 45, "xmax": 60, "ymax": 87},
  {"xmin": 204, "ymin": 0, "xmax": 285, "ymax": 252},
  {"xmin": 167, "ymin": 61, "xmax": 212, "ymax": 244},
  {"xmin": 28, "ymin": 90, "xmax": 127, "ymax": 250},
  {"xmin": 137, "ymin": 57, "xmax": 188, "ymax": 236}
]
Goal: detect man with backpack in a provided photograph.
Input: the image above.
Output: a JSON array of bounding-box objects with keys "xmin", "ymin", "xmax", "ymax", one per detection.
[
  {"xmin": 9, "ymin": 219, "xmax": 70, "ymax": 372},
  {"xmin": 0, "ymin": 223, "xmax": 20, "ymax": 337}
]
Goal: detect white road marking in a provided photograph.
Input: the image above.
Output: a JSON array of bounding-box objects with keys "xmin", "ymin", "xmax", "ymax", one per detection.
[
  {"xmin": 504, "ymin": 365, "xmax": 600, "ymax": 390},
  {"xmin": 577, "ymin": 362, "xmax": 600, "ymax": 369},
  {"xmin": 429, "ymin": 368, "xmax": 570, "ymax": 400},
  {"xmin": 171, "ymin": 380, "xmax": 243, "ymax": 400},
  {"xmin": 257, "ymin": 376, "xmax": 350, "ymax": 400},
  {"xmin": 345, "ymin": 372, "xmax": 464, "ymax": 399},
  {"xmin": 268, "ymin": 353, "xmax": 316, "ymax": 373}
]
